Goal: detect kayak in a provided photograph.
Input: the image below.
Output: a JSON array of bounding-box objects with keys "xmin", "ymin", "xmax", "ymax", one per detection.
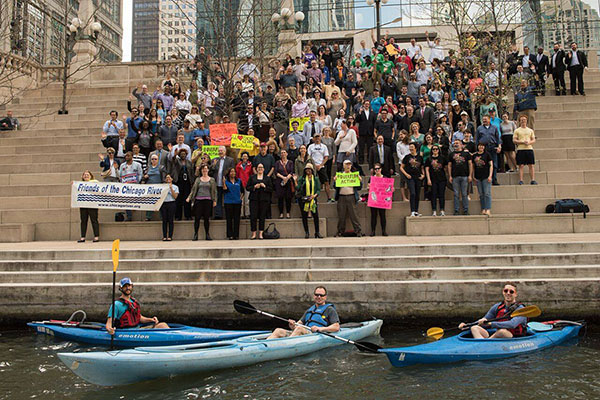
[
  {"xmin": 28, "ymin": 321, "xmax": 268, "ymax": 348},
  {"xmin": 57, "ymin": 319, "xmax": 383, "ymax": 386},
  {"xmin": 380, "ymin": 323, "xmax": 583, "ymax": 367}
]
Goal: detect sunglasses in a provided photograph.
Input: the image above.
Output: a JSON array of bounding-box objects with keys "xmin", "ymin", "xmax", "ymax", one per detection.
[
  {"xmin": 374, "ymin": 167, "xmax": 381, "ymax": 170},
  {"xmin": 314, "ymin": 293, "xmax": 326, "ymax": 297},
  {"xmin": 503, "ymin": 289, "xmax": 515, "ymax": 294}
]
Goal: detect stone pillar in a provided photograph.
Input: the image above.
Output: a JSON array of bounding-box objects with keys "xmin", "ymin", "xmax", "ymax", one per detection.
[
  {"xmin": 69, "ymin": 0, "xmax": 99, "ymax": 83},
  {"xmin": 276, "ymin": 0, "xmax": 301, "ymax": 58}
]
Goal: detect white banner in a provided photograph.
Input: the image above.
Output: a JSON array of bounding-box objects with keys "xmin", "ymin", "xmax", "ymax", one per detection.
[{"xmin": 71, "ymin": 181, "xmax": 170, "ymax": 211}]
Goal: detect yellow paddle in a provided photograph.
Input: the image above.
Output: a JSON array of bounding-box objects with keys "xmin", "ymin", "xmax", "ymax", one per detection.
[
  {"xmin": 426, "ymin": 305, "xmax": 541, "ymax": 341},
  {"xmin": 110, "ymin": 239, "xmax": 120, "ymax": 349}
]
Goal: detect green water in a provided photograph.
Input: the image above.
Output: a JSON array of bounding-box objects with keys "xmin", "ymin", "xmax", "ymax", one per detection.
[{"xmin": 1, "ymin": 325, "xmax": 599, "ymax": 399}]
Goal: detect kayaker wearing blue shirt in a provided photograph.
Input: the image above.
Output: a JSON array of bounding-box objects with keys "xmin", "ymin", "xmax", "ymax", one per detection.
[
  {"xmin": 266, "ymin": 286, "xmax": 340, "ymax": 339},
  {"xmin": 459, "ymin": 282, "xmax": 527, "ymax": 339},
  {"xmin": 105, "ymin": 278, "xmax": 169, "ymax": 335}
]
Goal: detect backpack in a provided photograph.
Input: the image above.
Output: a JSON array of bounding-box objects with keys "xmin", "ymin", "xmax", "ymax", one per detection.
[
  {"xmin": 262, "ymin": 223, "xmax": 280, "ymax": 239},
  {"xmin": 546, "ymin": 199, "xmax": 589, "ymax": 218}
]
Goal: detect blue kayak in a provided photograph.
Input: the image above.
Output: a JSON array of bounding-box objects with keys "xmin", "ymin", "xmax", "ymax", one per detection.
[
  {"xmin": 381, "ymin": 324, "xmax": 583, "ymax": 367},
  {"xmin": 28, "ymin": 321, "xmax": 268, "ymax": 348},
  {"xmin": 57, "ymin": 320, "xmax": 383, "ymax": 386}
]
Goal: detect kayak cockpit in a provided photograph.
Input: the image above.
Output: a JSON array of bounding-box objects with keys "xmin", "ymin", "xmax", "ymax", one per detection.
[{"xmin": 457, "ymin": 330, "xmax": 538, "ymax": 341}]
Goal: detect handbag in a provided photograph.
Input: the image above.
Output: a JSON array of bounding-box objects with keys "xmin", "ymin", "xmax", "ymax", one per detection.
[{"xmin": 262, "ymin": 223, "xmax": 280, "ymax": 239}]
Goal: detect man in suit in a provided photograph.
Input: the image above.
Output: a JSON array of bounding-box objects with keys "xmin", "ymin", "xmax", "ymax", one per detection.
[
  {"xmin": 520, "ymin": 46, "xmax": 535, "ymax": 72},
  {"xmin": 416, "ymin": 97, "xmax": 435, "ymax": 134},
  {"xmin": 355, "ymin": 99, "xmax": 377, "ymax": 163},
  {"xmin": 549, "ymin": 43, "xmax": 567, "ymax": 96},
  {"xmin": 149, "ymin": 139, "xmax": 169, "ymax": 170},
  {"xmin": 368, "ymin": 135, "xmax": 395, "ymax": 177},
  {"xmin": 534, "ymin": 47, "xmax": 549, "ymax": 96},
  {"xmin": 566, "ymin": 42, "xmax": 588, "ymax": 96},
  {"xmin": 101, "ymin": 129, "xmax": 130, "ymax": 163},
  {"xmin": 210, "ymin": 146, "xmax": 235, "ymax": 220}
]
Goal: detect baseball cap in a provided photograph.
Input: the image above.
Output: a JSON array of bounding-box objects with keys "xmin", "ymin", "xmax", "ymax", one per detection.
[
  {"xmin": 119, "ymin": 277, "xmax": 133, "ymax": 287},
  {"xmin": 451, "ymin": 100, "xmax": 459, "ymax": 106},
  {"xmin": 343, "ymin": 159, "xmax": 353, "ymax": 165}
]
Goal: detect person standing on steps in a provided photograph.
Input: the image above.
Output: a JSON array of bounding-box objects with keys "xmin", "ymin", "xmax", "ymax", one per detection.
[
  {"xmin": 513, "ymin": 115, "xmax": 537, "ymax": 186},
  {"xmin": 160, "ymin": 174, "xmax": 178, "ymax": 241},
  {"xmin": 106, "ymin": 278, "xmax": 170, "ymax": 335},
  {"xmin": 425, "ymin": 145, "xmax": 447, "ymax": 216},
  {"xmin": 210, "ymin": 146, "xmax": 234, "ymax": 220},
  {"xmin": 368, "ymin": 163, "xmax": 388, "ymax": 236},
  {"xmin": 549, "ymin": 43, "xmax": 567, "ymax": 96},
  {"xmin": 566, "ymin": 42, "xmax": 587, "ymax": 96},
  {"xmin": 333, "ymin": 159, "xmax": 363, "ymax": 237},
  {"xmin": 266, "ymin": 286, "xmax": 340, "ymax": 339},
  {"xmin": 119, "ymin": 152, "xmax": 143, "ymax": 222},
  {"xmin": 246, "ymin": 163, "xmax": 274, "ymax": 240},
  {"xmin": 458, "ymin": 282, "xmax": 526, "ymax": 339},
  {"xmin": 169, "ymin": 147, "xmax": 194, "ymax": 221},
  {"xmin": 77, "ymin": 170, "xmax": 100, "ymax": 243},
  {"xmin": 448, "ymin": 140, "xmax": 473, "ymax": 215},
  {"xmin": 472, "ymin": 142, "xmax": 494, "ymax": 216},
  {"xmin": 400, "ymin": 142, "xmax": 425, "ymax": 217},
  {"xmin": 223, "ymin": 167, "xmax": 243, "ymax": 240},
  {"xmin": 187, "ymin": 164, "xmax": 217, "ymax": 241},
  {"xmin": 296, "ymin": 163, "xmax": 323, "ymax": 239}
]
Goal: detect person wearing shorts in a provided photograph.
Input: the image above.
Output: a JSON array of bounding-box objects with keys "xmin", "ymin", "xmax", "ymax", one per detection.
[{"xmin": 513, "ymin": 115, "xmax": 537, "ymax": 185}]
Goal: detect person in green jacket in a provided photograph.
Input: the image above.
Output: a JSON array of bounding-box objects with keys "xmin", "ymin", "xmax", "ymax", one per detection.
[{"xmin": 296, "ymin": 163, "xmax": 323, "ymax": 239}]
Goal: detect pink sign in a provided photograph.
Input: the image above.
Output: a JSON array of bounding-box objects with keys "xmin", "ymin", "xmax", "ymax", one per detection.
[{"xmin": 367, "ymin": 176, "xmax": 394, "ymax": 209}]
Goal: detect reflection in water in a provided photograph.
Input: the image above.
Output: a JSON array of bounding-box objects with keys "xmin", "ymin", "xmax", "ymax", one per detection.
[{"xmin": 0, "ymin": 326, "xmax": 599, "ymax": 399}]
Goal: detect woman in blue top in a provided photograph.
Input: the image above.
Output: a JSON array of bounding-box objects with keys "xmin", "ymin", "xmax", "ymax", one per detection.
[
  {"xmin": 223, "ymin": 167, "xmax": 244, "ymax": 240},
  {"xmin": 144, "ymin": 154, "xmax": 165, "ymax": 221}
]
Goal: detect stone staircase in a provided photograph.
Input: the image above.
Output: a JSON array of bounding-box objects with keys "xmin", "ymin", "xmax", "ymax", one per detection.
[
  {"xmin": 1, "ymin": 236, "xmax": 599, "ymax": 323},
  {"xmin": 1, "ymin": 73, "xmax": 600, "ymax": 241}
]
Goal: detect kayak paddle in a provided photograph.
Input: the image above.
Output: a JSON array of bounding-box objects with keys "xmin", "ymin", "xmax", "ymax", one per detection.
[
  {"xmin": 233, "ymin": 300, "xmax": 382, "ymax": 353},
  {"xmin": 110, "ymin": 239, "xmax": 120, "ymax": 350},
  {"xmin": 425, "ymin": 305, "xmax": 542, "ymax": 341}
]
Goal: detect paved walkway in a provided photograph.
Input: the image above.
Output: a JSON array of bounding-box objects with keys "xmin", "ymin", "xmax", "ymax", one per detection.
[{"xmin": 2, "ymin": 233, "xmax": 600, "ymax": 251}]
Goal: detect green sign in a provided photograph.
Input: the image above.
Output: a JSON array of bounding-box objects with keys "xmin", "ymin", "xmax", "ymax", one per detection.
[
  {"xmin": 335, "ymin": 171, "xmax": 361, "ymax": 187},
  {"xmin": 202, "ymin": 145, "xmax": 220, "ymax": 159}
]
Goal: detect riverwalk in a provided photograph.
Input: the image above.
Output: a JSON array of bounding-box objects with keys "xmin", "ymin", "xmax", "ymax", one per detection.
[{"xmin": 1, "ymin": 233, "xmax": 599, "ymax": 325}]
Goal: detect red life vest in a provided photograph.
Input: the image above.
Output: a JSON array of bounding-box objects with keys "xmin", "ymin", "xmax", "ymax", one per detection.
[
  {"xmin": 495, "ymin": 302, "xmax": 526, "ymax": 337},
  {"xmin": 114, "ymin": 297, "xmax": 141, "ymax": 328}
]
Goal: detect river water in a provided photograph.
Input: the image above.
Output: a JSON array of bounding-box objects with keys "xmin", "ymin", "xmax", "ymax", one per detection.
[{"xmin": 1, "ymin": 324, "xmax": 599, "ymax": 400}]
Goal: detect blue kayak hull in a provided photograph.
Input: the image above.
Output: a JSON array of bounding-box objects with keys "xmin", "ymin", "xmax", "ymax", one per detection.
[
  {"xmin": 28, "ymin": 322, "xmax": 267, "ymax": 348},
  {"xmin": 57, "ymin": 319, "xmax": 383, "ymax": 386},
  {"xmin": 381, "ymin": 326, "xmax": 582, "ymax": 367}
]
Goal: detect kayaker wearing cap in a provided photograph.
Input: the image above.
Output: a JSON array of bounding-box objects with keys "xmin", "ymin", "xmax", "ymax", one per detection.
[
  {"xmin": 105, "ymin": 278, "xmax": 170, "ymax": 335},
  {"xmin": 266, "ymin": 286, "xmax": 340, "ymax": 339},
  {"xmin": 459, "ymin": 282, "xmax": 527, "ymax": 339}
]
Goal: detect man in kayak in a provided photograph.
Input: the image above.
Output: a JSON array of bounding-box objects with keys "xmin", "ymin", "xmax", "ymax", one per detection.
[
  {"xmin": 459, "ymin": 282, "xmax": 527, "ymax": 339},
  {"xmin": 105, "ymin": 277, "xmax": 169, "ymax": 334},
  {"xmin": 266, "ymin": 286, "xmax": 340, "ymax": 339}
]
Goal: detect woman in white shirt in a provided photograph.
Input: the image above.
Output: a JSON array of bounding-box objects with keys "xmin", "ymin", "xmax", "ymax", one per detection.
[
  {"xmin": 316, "ymin": 104, "xmax": 332, "ymax": 129},
  {"xmin": 334, "ymin": 119, "xmax": 357, "ymax": 168},
  {"xmin": 332, "ymin": 108, "xmax": 346, "ymax": 133}
]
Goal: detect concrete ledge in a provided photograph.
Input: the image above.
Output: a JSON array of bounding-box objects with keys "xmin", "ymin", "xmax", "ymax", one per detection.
[
  {"xmin": 0, "ymin": 223, "xmax": 35, "ymax": 242},
  {"xmin": 406, "ymin": 213, "xmax": 600, "ymax": 236}
]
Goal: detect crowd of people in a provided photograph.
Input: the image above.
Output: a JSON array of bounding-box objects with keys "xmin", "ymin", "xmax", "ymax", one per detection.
[{"xmin": 85, "ymin": 35, "xmax": 591, "ymax": 241}]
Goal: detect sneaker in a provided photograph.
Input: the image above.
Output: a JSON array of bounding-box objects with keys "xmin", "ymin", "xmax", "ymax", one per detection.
[
  {"xmin": 518, "ymin": 181, "xmax": 524, "ymax": 185},
  {"xmin": 440, "ymin": 211, "xmax": 446, "ymax": 217},
  {"xmin": 416, "ymin": 213, "xmax": 422, "ymax": 217},
  {"xmin": 327, "ymin": 199, "xmax": 336, "ymax": 203},
  {"xmin": 432, "ymin": 211, "xmax": 437, "ymax": 217},
  {"xmin": 410, "ymin": 212, "xmax": 416, "ymax": 217},
  {"xmin": 530, "ymin": 180, "xmax": 538, "ymax": 185}
]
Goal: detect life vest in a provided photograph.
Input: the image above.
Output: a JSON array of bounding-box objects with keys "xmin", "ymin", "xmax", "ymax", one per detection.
[
  {"xmin": 114, "ymin": 297, "xmax": 141, "ymax": 328},
  {"xmin": 304, "ymin": 303, "xmax": 334, "ymax": 328},
  {"xmin": 495, "ymin": 302, "xmax": 526, "ymax": 337}
]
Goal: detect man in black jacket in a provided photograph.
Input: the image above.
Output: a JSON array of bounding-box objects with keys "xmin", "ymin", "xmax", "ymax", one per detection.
[
  {"xmin": 355, "ymin": 99, "xmax": 377, "ymax": 163},
  {"xmin": 416, "ymin": 97, "xmax": 435, "ymax": 134},
  {"xmin": 550, "ymin": 43, "xmax": 567, "ymax": 96},
  {"xmin": 534, "ymin": 47, "xmax": 549, "ymax": 96},
  {"xmin": 566, "ymin": 42, "xmax": 588, "ymax": 96},
  {"xmin": 368, "ymin": 135, "xmax": 395, "ymax": 177}
]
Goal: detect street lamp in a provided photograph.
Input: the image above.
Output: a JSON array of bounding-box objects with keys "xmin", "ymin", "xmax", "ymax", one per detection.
[
  {"xmin": 367, "ymin": 0, "xmax": 389, "ymax": 44},
  {"xmin": 271, "ymin": 8, "xmax": 305, "ymax": 30}
]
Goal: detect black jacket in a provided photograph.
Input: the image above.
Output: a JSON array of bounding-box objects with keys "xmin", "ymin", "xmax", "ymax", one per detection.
[
  {"xmin": 549, "ymin": 49, "xmax": 567, "ymax": 73},
  {"xmin": 566, "ymin": 50, "xmax": 588, "ymax": 69},
  {"xmin": 368, "ymin": 143, "xmax": 395, "ymax": 176},
  {"xmin": 246, "ymin": 174, "xmax": 273, "ymax": 201},
  {"xmin": 533, "ymin": 54, "xmax": 549, "ymax": 75},
  {"xmin": 416, "ymin": 106, "xmax": 435, "ymax": 134},
  {"xmin": 355, "ymin": 110, "xmax": 377, "ymax": 137}
]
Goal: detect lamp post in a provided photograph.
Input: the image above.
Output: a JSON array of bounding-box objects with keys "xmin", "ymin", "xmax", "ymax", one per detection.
[
  {"xmin": 366, "ymin": 0, "xmax": 389, "ymax": 44},
  {"xmin": 271, "ymin": 8, "xmax": 305, "ymax": 30},
  {"xmin": 59, "ymin": 17, "xmax": 102, "ymax": 114}
]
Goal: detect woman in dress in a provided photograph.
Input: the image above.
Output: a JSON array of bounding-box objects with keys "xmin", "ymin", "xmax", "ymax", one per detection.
[
  {"xmin": 246, "ymin": 163, "xmax": 274, "ymax": 240},
  {"xmin": 274, "ymin": 149, "xmax": 294, "ymax": 219}
]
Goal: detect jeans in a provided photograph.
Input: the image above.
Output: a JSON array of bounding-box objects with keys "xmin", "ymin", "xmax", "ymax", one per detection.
[
  {"xmin": 486, "ymin": 146, "xmax": 498, "ymax": 184},
  {"xmin": 407, "ymin": 178, "xmax": 422, "ymax": 213},
  {"xmin": 476, "ymin": 179, "xmax": 492, "ymax": 210},
  {"xmin": 452, "ymin": 176, "xmax": 469, "ymax": 213},
  {"xmin": 430, "ymin": 180, "xmax": 446, "ymax": 212}
]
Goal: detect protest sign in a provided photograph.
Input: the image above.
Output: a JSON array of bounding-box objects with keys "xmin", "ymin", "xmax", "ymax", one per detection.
[
  {"xmin": 231, "ymin": 134, "xmax": 256, "ymax": 150},
  {"xmin": 202, "ymin": 145, "xmax": 220, "ymax": 159},
  {"xmin": 367, "ymin": 176, "xmax": 394, "ymax": 209},
  {"xmin": 209, "ymin": 123, "xmax": 236, "ymax": 146},
  {"xmin": 335, "ymin": 171, "xmax": 361, "ymax": 187},
  {"xmin": 289, "ymin": 117, "xmax": 310, "ymax": 131},
  {"xmin": 71, "ymin": 181, "xmax": 169, "ymax": 211},
  {"xmin": 385, "ymin": 44, "xmax": 399, "ymax": 56}
]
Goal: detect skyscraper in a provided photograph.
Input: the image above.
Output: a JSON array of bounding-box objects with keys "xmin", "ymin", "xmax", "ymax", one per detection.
[{"xmin": 132, "ymin": 0, "xmax": 159, "ymax": 61}]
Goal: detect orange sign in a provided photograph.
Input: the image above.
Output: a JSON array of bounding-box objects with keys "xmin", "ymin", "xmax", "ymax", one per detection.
[{"xmin": 209, "ymin": 123, "xmax": 236, "ymax": 146}]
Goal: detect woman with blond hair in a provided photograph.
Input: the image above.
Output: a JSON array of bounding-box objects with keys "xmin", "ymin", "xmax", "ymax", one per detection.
[{"xmin": 77, "ymin": 170, "xmax": 100, "ymax": 243}]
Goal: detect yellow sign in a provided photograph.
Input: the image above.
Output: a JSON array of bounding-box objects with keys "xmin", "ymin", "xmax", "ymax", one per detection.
[
  {"xmin": 230, "ymin": 134, "xmax": 256, "ymax": 150},
  {"xmin": 335, "ymin": 171, "xmax": 361, "ymax": 187},
  {"xmin": 202, "ymin": 145, "xmax": 220, "ymax": 159},
  {"xmin": 385, "ymin": 44, "xmax": 399, "ymax": 56},
  {"xmin": 289, "ymin": 117, "xmax": 310, "ymax": 131},
  {"xmin": 111, "ymin": 239, "xmax": 120, "ymax": 272}
]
